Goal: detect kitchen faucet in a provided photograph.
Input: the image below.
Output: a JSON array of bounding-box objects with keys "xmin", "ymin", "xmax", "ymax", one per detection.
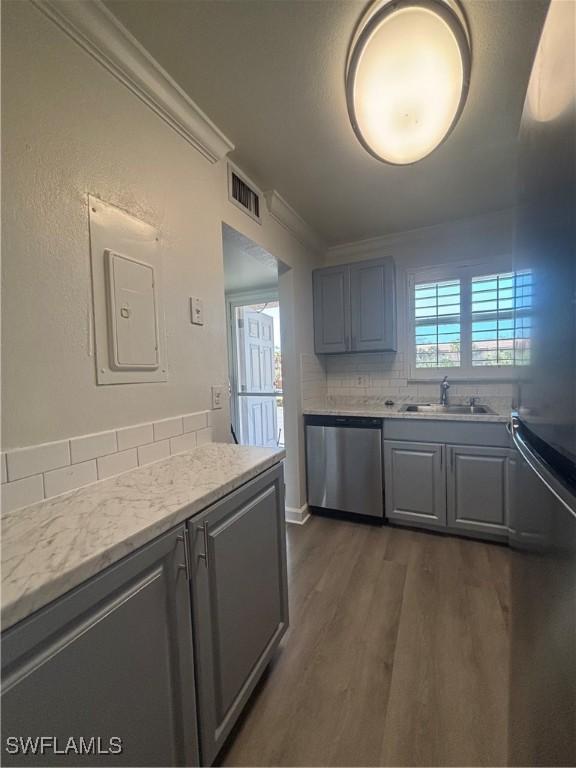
[{"xmin": 440, "ymin": 376, "xmax": 450, "ymax": 406}]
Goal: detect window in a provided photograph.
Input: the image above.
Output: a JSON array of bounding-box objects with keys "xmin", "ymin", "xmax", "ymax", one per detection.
[
  {"xmin": 412, "ymin": 267, "xmax": 532, "ymax": 374},
  {"xmin": 415, "ymin": 279, "xmax": 461, "ymax": 368},
  {"xmin": 471, "ymin": 271, "xmax": 532, "ymax": 366}
]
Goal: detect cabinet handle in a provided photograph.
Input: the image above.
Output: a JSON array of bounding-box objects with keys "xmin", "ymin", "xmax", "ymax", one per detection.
[
  {"xmin": 176, "ymin": 533, "xmax": 191, "ymax": 580},
  {"xmin": 440, "ymin": 447, "xmax": 443, "ymax": 468},
  {"xmin": 197, "ymin": 522, "xmax": 209, "ymax": 568},
  {"xmin": 450, "ymin": 449, "xmax": 454, "ymax": 472}
]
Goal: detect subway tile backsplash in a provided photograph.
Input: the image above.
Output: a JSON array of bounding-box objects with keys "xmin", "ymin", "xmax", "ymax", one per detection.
[
  {"xmin": 7, "ymin": 439, "xmax": 71, "ymax": 482},
  {"xmin": 96, "ymin": 448, "xmax": 138, "ymax": 481},
  {"xmin": 1, "ymin": 410, "xmax": 214, "ymax": 513},
  {"xmin": 1, "ymin": 474, "xmax": 45, "ymax": 512},
  {"xmin": 70, "ymin": 431, "xmax": 117, "ymax": 464},
  {"xmin": 44, "ymin": 460, "xmax": 98, "ymax": 498},
  {"xmin": 301, "ymin": 352, "xmax": 516, "ymax": 413},
  {"xmin": 116, "ymin": 423, "xmax": 154, "ymax": 452}
]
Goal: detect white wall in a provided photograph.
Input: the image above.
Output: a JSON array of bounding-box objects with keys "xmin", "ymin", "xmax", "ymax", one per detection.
[
  {"xmin": 306, "ymin": 209, "xmax": 518, "ymax": 408},
  {"xmin": 1, "ymin": 0, "xmax": 320, "ymax": 509}
]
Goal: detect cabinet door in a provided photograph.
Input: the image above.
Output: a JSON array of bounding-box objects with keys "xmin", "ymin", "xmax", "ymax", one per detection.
[
  {"xmin": 1, "ymin": 526, "xmax": 199, "ymax": 767},
  {"xmin": 313, "ymin": 265, "xmax": 350, "ymax": 353},
  {"xmin": 189, "ymin": 464, "xmax": 288, "ymax": 766},
  {"xmin": 384, "ymin": 440, "xmax": 446, "ymax": 527},
  {"xmin": 447, "ymin": 445, "xmax": 512, "ymax": 537},
  {"xmin": 350, "ymin": 258, "xmax": 396, "ymax": 352}
]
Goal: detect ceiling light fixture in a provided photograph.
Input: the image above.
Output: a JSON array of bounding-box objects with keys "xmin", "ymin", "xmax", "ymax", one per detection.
[{"xmin": 346, "ymin": 0, "xmax": 471, "ymax": 165}]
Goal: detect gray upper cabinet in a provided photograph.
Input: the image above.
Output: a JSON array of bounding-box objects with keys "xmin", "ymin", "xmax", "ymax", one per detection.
[
  {"xmin": 350, "ymin": 258, "xmax": 396, "ymax": 352},
  {"xmin": 384, "ymin": 440, "xmax": 446, "ymax": 528},
  {"xmin": 313, "ymin": 265, "xmax": 350, "ymax": 353},
  {"xmin": 188, "ymin": 464, "xmax": 288, "ymax": 766},
  {"xmin": 447, "ymin": 444, "xmax": 513, "ymax": 536},
  {"xmin": 313, "ymin": 258, "xmax": 396, "ymax": 354},
  {"xmin": 1, "ymin": 526, "xmax": 199, "ymax": 768}
]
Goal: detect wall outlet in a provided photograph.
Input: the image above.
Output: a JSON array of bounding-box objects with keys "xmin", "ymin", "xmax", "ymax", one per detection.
[
  {"xmin": 190, "ymin": 297, "xmax": 204, "ymax": 325},
  {"xmin": 211, "ymin": 385, "xmax": 225, "ymax": 410}
]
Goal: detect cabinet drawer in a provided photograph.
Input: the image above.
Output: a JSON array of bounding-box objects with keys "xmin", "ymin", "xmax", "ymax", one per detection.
[{"xmin": 383, "ymin": 418, "xmax": 511, "ymax": 448}]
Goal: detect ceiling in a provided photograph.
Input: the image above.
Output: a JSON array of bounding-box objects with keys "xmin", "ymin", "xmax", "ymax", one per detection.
[
  {"xmin": 106, "ymin": 0, "xmax": 549, "ymax": 246},
  {"xmin": 222, "ymin": 224, "xmax": 278, "ymax": 294}
]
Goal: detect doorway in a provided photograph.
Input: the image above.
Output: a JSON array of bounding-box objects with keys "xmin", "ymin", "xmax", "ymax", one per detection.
[
  {"xmin": 229, "ymin": 298, "xmax": 283, "ymax": 448},
  {"xmin": 222, "ymin": 224, "xmax": 284, "ymax": 449}
]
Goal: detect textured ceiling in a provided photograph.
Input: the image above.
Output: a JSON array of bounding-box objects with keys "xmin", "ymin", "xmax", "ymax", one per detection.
[
  {"xmin": 105, "ymin": 0, "xmax": 549, "ymax": 245},
  {"xmin": 222, "ymin": 224, "xmax": 278, "ymax": 294}
]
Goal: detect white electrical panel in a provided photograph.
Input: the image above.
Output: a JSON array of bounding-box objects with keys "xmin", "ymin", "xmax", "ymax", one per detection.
[
  {"xmin": 88, "ymin": 196, "xmax": 168, "ymax": 385},
  {"xmin": 106, "ymin": 251, "xmax": 159, "ymax": 371}
]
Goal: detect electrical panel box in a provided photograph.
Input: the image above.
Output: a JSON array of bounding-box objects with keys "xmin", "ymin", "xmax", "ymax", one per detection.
[
  {"xmin": 105, "ymin": 251, "xmax": 159, "ymax": 371},
  {"xmin": 89, "ymin": 196, "xmax": 168, "ymax": 385}
]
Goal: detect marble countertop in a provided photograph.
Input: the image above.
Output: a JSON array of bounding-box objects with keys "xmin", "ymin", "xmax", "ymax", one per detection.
[
  {"xmin": 1, "ymin": 443, "xmax": 285, "ymax": 631},
  {"xmin": 303, "ymin": 401, "xmax": 510, "ymax": 424}
]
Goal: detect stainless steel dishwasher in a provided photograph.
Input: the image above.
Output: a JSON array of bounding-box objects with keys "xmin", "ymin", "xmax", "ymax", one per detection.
[{"xmin": 305, "ymin": 415, "xmax": 384, "ymax": 519}]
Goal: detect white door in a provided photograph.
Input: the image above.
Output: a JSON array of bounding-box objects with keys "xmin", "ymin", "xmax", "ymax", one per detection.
[{"xmin": 237, "ymin": 309, "xmax": 278, "ymax": 447}]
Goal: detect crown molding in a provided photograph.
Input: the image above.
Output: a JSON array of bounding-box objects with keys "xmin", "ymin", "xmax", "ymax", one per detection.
[
  {"xmin": 327, "ymin": 208, "xmax": 515, "ymax": 260},
  {"xmin": 32, "ymin": 0, "xmax": 234, "ymax": 163},
  {"xmin": 264, "ymin": 191, "xmax": 325, "ymax": 254}
]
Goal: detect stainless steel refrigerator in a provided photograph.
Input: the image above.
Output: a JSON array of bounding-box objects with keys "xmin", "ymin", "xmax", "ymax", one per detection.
[{"xmin": 508, "ymin": 1, "xmax": 576, "ymax": 764}]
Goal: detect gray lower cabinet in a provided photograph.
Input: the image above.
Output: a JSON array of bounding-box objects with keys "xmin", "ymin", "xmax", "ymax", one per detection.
[
  {"xmin": 384, "ymin": 436, "xmax": 513, "ymax": 539},
  {"xmin": 188, "ymin": 464, "xmax": 288, "ymax": 766},
  {"xmin": 1, "ymin": 526, "xmax": 199, "ymax": 767},
  {"xmin": 313, "ymin": 258, "xmax": 396, "ymax": 354},
  {"xmin": 384, "ymin": 440, "xmax": 446, "ymax": 527},
  {"xmin": 446, "ymin": 444, "xmax": 512, "ymax": 536}
]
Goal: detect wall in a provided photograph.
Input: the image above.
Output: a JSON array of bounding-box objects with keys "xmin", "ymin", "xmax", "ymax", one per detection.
[
  {"xmin": 302, "ymin": 210, "xmax": 518, "ymax": 410},
  {"xmin": 1, "ymin": 410, "xmax": 213, "ymax": 512},
  {"xmin": 1, "ymin": 0, "xmax": 320, "ymax": 511}
]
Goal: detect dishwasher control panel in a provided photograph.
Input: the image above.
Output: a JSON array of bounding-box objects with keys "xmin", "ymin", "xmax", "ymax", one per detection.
[{"xmin": 305, "ymin": 415, "xmax": 382, "ymax": 429}]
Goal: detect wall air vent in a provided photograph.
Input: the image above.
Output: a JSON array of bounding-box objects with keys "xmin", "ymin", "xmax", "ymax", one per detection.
[{"xmin": 228, "ymin": 164, "xmax": 261, "ymax": 223}]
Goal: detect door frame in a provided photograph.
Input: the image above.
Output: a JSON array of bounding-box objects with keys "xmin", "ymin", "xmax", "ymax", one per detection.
[{"xmin": 225, "ymin": 288, "xmax": 280, "ymax": 444}]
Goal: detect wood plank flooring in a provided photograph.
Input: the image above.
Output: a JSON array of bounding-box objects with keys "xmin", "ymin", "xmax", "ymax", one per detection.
[{"xmin": 218, "ymin": 515, "xmax": 510, "ymax": 767}]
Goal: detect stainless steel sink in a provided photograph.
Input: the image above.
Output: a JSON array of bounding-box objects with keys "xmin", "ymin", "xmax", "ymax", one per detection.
[{"xmin": 399, "ymin": 403, "xmax": 495, "ymax": 415}]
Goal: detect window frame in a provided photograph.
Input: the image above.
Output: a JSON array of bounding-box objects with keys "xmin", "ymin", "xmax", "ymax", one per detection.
[{"xmin": 407, "ymin": 259, "xmax": 523, "ymax": 381}]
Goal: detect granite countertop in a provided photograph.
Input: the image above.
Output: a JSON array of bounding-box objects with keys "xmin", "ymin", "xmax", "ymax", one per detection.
[
  {"xmin": 303, "ymin": 401, "xmax": 510, "ymax": 424},
  {"xmin": 1, "ymin": 443, "xmax": 285, "ymax": 631}
]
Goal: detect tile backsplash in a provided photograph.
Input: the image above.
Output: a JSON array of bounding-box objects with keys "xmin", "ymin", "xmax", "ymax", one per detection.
[
  {"xmin": 301, "ymin": 353, "xmax": 327, "ymax": 407},
  {"xmin": 1, "ymin": 411, "xmax": 214, "ymax": 513},
  {"xmin": 301, "ymin": 352, "xmax": 517, "ymax": 413}
]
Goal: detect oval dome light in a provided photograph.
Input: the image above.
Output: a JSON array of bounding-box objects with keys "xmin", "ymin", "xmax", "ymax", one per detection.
[{"xmin": 346, "ymin": 0, "xmax": 471, "ymax": 165}]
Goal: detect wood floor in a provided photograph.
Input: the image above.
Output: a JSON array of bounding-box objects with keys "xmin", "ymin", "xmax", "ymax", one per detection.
[{"xmin": 218, "ymin": 515, "xmax": 511, "ymax": 767}]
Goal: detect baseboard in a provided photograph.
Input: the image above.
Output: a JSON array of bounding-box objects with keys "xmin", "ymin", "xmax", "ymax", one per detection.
[{"xmin": 285, "ymin": 504, "xmax": 310, "ymax": 525}]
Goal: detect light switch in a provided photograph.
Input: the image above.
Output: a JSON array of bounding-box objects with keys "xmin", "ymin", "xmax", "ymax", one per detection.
[
  {"xmin": 190, "ymin": 297, "xmax": 204, "ymax": 326},
  {"xmin": 211, "ymin": 385, "xmax": 225, "ymax": 410}
]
